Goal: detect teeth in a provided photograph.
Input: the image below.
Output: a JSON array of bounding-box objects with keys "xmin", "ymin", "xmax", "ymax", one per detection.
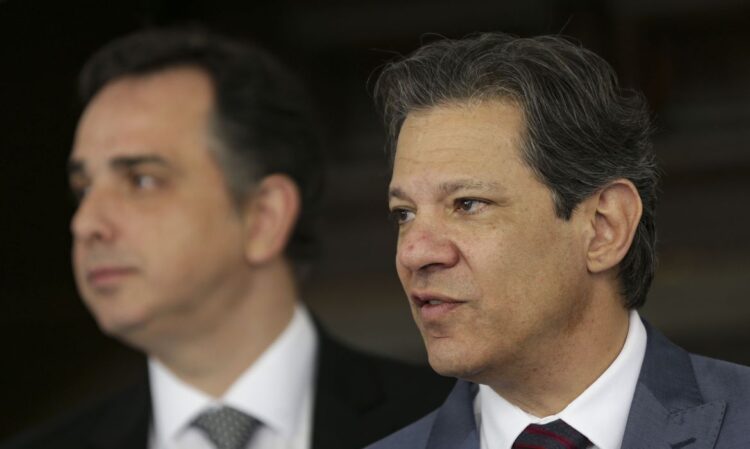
[{"xmin": 427, "ymin": 300, "xmax": 444, "ymax": 305}]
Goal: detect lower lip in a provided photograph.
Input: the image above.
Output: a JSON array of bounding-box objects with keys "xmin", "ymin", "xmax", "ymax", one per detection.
[{"xmin": 418, "ymin": 301, "xmax": 464, "ymax": 321}]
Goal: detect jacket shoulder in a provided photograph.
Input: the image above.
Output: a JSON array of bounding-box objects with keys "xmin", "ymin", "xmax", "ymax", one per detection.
[
  {"xmin": 365, "ymin": 410, "xmax": 438, "ymax": 449},
  {"xmin": 691, "ymin": 353, "xmax": 750, "ymax": 399},
  {"xmin": 313, "ymin": 332, "xmax": 453, "ymax": 448},
  {"xmin": 0, "ymin": 379, "xmax": 149, "ymax": 449},
  {"xmin": 690, "ymin": 354, "xmax": 750, "ymax": 447},
  {"xmin": 317, "ymin": 332, "xmax": 453, "ymax": 412}
]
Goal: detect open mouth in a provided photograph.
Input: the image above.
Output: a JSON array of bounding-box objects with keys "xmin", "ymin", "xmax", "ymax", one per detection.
[
  {"xmin": 411, "ymin": 293, "xmax": 466, "ymax": 320},
  {"xmin": 411, "ymin": 293, "xmax": 464, "ymax": 307}
]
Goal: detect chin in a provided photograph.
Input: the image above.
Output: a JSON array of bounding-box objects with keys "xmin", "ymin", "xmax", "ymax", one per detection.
[
  {"xmin": 428, "ymin": 356, "xmax": 487, "ymax": 381},
  {"xmin": 90, "ymin": 304, "xmax": 151, "ymax": 342},
  {"xmin": 96, "ymin": 315, "xmax": 138, "ymax": 338},
  {"xmin": 425, "ymin": 339, "xmax": 487, "ymax": 381}
]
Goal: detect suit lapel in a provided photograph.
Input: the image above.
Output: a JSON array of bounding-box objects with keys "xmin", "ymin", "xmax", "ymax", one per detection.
[
  {"xmin": 311, "ymin": 323, "xmax": 455, "ymax": 449},
  {"xmin": 426, "ymin": 380, "xmax": 479, "ymax": 449},
  {"xmin": 311, "ymin": 331, "xmax": 388, "ymax": 449},
  {"xmin": 621, "ymin": 323, "xmax": 726, "ymax": 449}
]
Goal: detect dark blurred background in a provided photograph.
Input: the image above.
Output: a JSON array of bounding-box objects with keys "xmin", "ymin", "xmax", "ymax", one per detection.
[{"xmin": 1, "ymin": 0, "xmax": 749, "ymax": 438}]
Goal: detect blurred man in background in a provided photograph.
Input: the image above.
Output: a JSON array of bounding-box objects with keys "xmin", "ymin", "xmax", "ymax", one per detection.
[
  {"xmin": 1, "ymin": 27, "xmax": 451, "ymax": 449},
  {"xmin": 369, "ymin": 32, "xmax": 750, "ymax": 449}
]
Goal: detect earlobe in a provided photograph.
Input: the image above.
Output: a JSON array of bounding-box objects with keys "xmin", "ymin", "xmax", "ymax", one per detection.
[
  {"xmin": 243, "ymin": 174, "xmax": 300, "ymax": 265},
  {"xmin": 586, "ymin": 179, "xmax": 642, "ymax": 274}
]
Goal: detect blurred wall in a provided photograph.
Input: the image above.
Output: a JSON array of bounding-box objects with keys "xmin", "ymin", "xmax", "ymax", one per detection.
[{"xmin": 1, "ymin": 0, "xmax": 749, "ymax": 438}]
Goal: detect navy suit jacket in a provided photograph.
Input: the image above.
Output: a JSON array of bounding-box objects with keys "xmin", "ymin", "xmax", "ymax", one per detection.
[
  {"xmin": 367, "ymin": 322, "xmax": 750, "ymax": 449},
  {"xmin": 1, "ymin": 331, "xmax": 454, "ymax": 449}
]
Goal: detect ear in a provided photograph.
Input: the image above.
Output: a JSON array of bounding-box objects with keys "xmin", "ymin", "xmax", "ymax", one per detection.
[
  {"xmin": 242, "ymin": 174, "xmax": 300, "ymax": 265},
  {"xmin": 585, "ymin": 179, "xmax": 642, "ymax": 274}
]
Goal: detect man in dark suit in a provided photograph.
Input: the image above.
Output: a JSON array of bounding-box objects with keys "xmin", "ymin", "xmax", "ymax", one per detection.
[
  {"xmin": 1, "ymin": 28, "xmax": 451, "ymax": 449},
  {"xmin": 368, "ymin": 33, "xmax": 750, "ymax": 449}
]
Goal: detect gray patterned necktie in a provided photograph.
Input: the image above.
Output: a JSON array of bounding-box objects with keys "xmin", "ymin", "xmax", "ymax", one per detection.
[{"xmin": 191, "ymin": 406, "xmax": 261, "ymax": 449}]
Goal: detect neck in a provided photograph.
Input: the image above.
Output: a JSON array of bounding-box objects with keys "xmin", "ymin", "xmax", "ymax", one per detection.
[
  {"xmin": 490, "ymin": 284, "xmax": 631, "ymax": 417},
  {"xmin": 150, "ymin": 258, "xmax": 297, "ymax": 397}
]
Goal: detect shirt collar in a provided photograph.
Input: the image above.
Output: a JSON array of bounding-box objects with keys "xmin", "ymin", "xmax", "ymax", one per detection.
[
  {"xmin": 559, "ymin": 310, "xmax": 646, "ymax": 449},
  {"xmin": 149, "ymin": 304, "xmax": 318, "ymax": 446},
  {"xmin": 476, "ymin": 310, "xmax": 647, "ymax": 449}
]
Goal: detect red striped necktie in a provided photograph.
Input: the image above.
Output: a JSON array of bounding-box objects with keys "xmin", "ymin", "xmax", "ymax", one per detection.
[{"xmin": 512, "ymin": 420, "xmax": 592, "ymax": 449}]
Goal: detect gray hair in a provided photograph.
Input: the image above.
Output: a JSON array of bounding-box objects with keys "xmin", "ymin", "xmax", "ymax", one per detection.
[{"xmin": 374, "ymin": 33, "xmax": 658, "ymax": 308}]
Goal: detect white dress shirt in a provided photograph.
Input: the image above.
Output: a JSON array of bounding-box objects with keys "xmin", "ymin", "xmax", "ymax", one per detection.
[
  {"xmin": 148, "ymin": 304, "xmax": 318, "ymax": 449},
  {"xmin": 474, "ymin": 310, "xmax": 647, "ymax": 449}
]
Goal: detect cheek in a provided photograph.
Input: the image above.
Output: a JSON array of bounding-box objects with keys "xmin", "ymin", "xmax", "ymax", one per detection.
[
  {"xmin": 462, "ymin": 233, "xmax": 514, "ymax": 291},
  {"xmin": 464, "ymin": 228, "xmax": 556, "ymax": 314},
  {"xmin": 159, "ymin": 212, "xmax": 242, "ymax": 261}
]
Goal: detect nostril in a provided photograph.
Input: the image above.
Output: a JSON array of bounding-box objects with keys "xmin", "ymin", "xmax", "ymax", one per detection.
[{"xmin": 419, "ymin": 262, "xmax": 445, "ymax": 274}]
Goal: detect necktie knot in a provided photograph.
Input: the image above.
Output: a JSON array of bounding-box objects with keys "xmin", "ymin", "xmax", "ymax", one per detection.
[
  {"xmin": 191, "ymin": 406, "xmax": 260, "ymax": 449},
  {"xmin": 512, "ymin": 419, "xmax": 591, "ymax": 449}
]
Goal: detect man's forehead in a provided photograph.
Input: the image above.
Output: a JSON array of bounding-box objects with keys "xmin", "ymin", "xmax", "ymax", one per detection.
[
  {"xmin": 88, "ymin": 66, "xmax": 215, "ymax": 105},
  {"xmin": 70, "ymin": 67, "xmax": 216, "ymax": 167},
  {"xmin": 396, "ymin": 102, "xmax": 523, "ymax": 157},
  {"xmin": 75, "ymin": 67, "xmax": 215, "ymax": 134},
  {"xmin": 389, "ymin": 101, "xmax": 532, "ymax": 200},
  {"xmin": 400, "ymin": 98, "xmax": 523, "ymax": 129}
]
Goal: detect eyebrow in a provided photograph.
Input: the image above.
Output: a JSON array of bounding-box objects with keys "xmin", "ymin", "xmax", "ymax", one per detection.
[
  {"xmin": 388, "ymin": 186, "xmax": 409, "ymax": 201},
  {"xmin": 438, "ymin": 179, "xmax": 502, "ymax": 195},
  {"xmin": 388, "ymin": 179, "xmax": 503, "ymax": 201},
  {"xmin": 67, "ymin": 155, "xmax": 171, "ymax": 176}
]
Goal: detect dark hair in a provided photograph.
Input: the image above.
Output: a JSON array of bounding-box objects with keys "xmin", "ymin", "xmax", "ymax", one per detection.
[
  {"xmin": 80, "ymin": 27, "xmax": 323, "ymax": 268},
  {"xmin": 374, "ymin": 33, "xmax": 658, "ymax": 308}
]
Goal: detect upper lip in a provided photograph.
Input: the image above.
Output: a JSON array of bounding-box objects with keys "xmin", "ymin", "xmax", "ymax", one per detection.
[{"xmin": 410, "ymin": 292, "xmax": 465, "ymax": 307}]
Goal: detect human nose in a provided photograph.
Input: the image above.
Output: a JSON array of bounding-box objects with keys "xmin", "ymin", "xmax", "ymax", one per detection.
[
  {"xmin": 397, "ymin": 217, "xmax": 459, "ymax": 274},
  {"xmin": 70, "ymin": 186, "xmax": 116, "ymax": 243}
]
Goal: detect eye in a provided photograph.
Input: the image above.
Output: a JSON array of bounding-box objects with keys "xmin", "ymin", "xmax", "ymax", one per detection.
[
  {"xmin": 454, "ymin": 198, "xmax": 488, "ymax": 214},
  {"xmin": 69, "ymin": 186, "xmax": 89, "ymax": 204},
  {"xmin": 129, "ymin": 173, "xmax": 160, "ymax": 190},
  {"xmin": 68, "ymin": 177, "xmax": 90, "ymax": 204},
  {"xmin": 389, "ymin": 207, "xmax": 415, "ymax": 225}
]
